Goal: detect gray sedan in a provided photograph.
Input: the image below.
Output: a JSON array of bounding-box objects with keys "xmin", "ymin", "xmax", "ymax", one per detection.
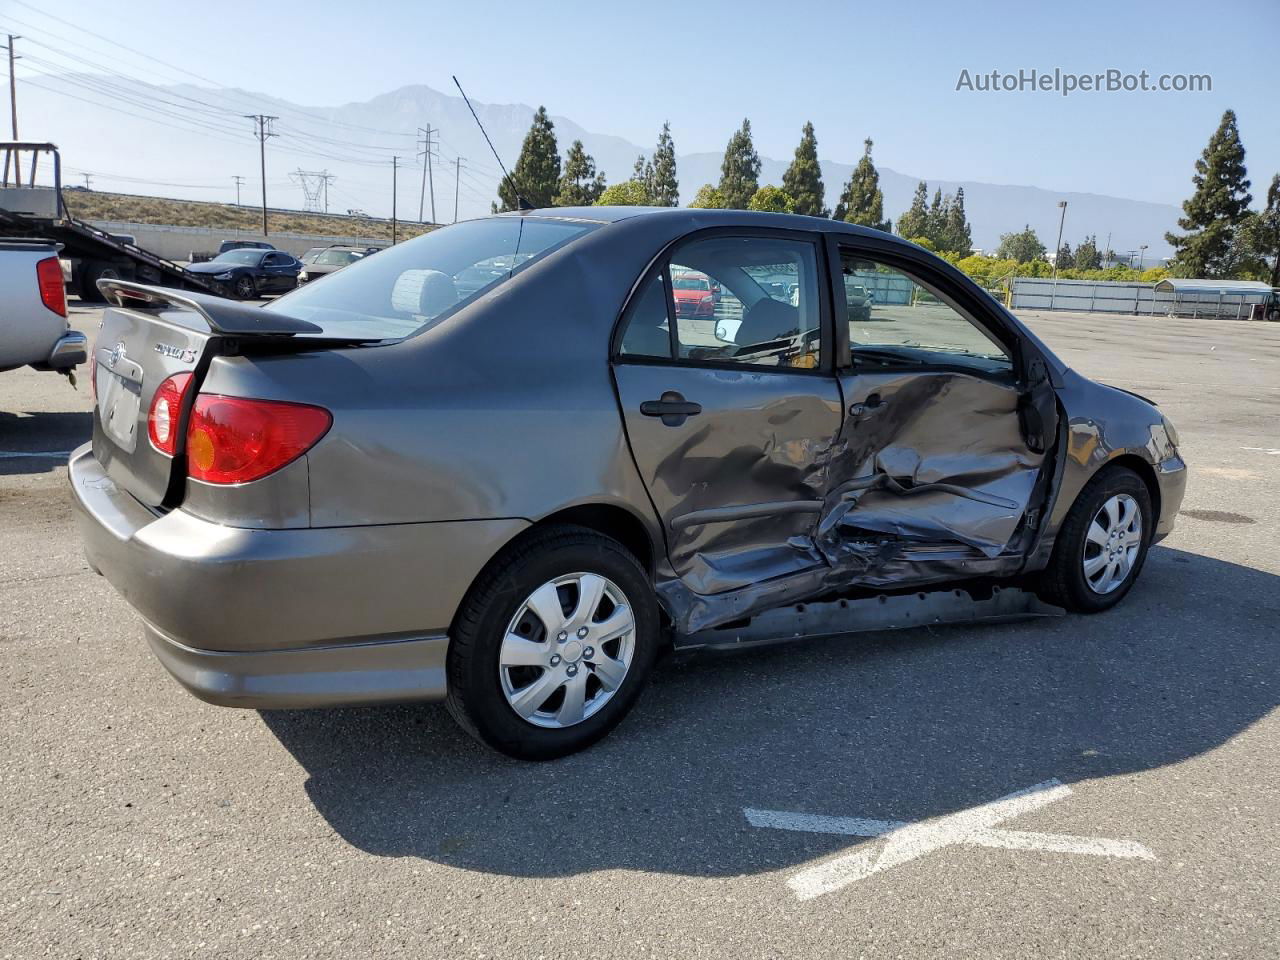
[{"xmin": 70, "ymin": 208, "xmax": 1187, "ymax": 760}]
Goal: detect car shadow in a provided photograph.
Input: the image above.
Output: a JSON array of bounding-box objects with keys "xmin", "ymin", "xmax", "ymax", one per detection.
[
  {"xmin": 0, "ymin": 410, "xmax": 91, "ymax": 476},
  {"xmin": 261, "ymin": 544, "xmax": 1279, "ymax": 878}
]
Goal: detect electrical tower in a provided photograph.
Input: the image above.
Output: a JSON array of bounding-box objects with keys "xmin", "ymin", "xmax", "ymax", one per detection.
[
  {"xmin": 245, "ymin": 114, "xmax": 278, "ymax": 235},
  {"xmin": 417, "ymin": 125, "xmax": 439, "ymax": 223}
]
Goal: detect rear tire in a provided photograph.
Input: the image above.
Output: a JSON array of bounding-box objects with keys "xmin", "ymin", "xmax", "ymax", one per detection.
[
  {"xmin": 1037, "ymin": 465, "xmax": 1153, "ymax": 613},
  {"xmin": 445, "ymin": 525, "xmax": 660, "ymax": 760},
  {"xmin": 78, "ymin": 261, "xmax": 125, "ymax": 303}
]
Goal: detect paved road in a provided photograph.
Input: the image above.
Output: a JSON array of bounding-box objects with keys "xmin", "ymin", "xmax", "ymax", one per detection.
[{"xmin": 2, "ymin": 304, "xmax": 1277, "ymax": 958}]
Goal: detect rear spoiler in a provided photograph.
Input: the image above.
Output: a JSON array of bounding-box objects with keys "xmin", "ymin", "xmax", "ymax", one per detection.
[{"xmin": 98, "ymin": 279, "xmax": 325, "ymax": 337}]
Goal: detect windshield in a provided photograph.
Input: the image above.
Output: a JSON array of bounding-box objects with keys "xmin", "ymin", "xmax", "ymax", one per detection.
[
  {"xmin": 301, "ymin": 247, "xmax": 325, "ymax": 262},
  {"xmin": 214, "ymin": 250, "xmax": 263, "ymax": 265},
  {"xmin": 266, "ymin": 217, "xmax": 598, "ymax": 338},
  {"xmin": 314, "ymin": 250, "xmax": 363, "ymax": 265},
  {"xmin": 673, "ymin": 275, "xmax": 710, "ymax": 291}
]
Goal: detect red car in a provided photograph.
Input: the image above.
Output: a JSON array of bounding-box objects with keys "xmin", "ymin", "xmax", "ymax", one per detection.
[{"xmin": 671, "ymin": 271, "xmax": 718, "ymax": 318}]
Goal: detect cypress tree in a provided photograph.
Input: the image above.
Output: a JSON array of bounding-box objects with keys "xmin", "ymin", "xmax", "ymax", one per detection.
[
  {"xmin": 833, "ymin": 138, "xmax": 890, "ymax": 231},
  {"xmin": 1056, "ymin": 242, "xmax": 1075, "ymax": 269},
  {"xmin": 497, "ymin": 106, "xmax": 561, "ymax": 210},
  {"xmin": 1166, "ymin": 109, "xmax": 1253, "ymax": 277},
  {"xmin": 555, "ymin": 140, "xmax": 606, "ymax": 207},
  {"xmin": 718, "ymin": 119, "xmax": 761, "ymax": 209},
  {"xmin": 896, "ymin": 181, "xmax": 930, "ymax": 241},
  {"xmin": 781, "ymin": 122, "xmax": 827, "ymax": 217},
  {"xmin": 925, "ymin": 187, "xmax": 948, "ymax": 244},
  {"xmin": 941, "ymin": 186, "xmax": 972, "ymax": 255},
  {"xmin": 650, "ymin": 122, "xmax": 679, "ymax": 207}
]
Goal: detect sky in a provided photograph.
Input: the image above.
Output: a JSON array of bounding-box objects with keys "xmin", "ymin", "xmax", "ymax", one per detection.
[{"xmin": 6, "ymin": 0, "xmax": 1279, "ymax": 208}]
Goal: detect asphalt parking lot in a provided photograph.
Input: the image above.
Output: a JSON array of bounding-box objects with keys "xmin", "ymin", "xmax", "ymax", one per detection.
[{"xmin": 2, "ymin": 302, "xmax": 1277, "ymax": 958}]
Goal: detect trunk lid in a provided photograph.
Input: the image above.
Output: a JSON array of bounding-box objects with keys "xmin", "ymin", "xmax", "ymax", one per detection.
[
  {"xmin": 91, "ymin": 304, "xmax": 214, "ymax": 506},
  {"xmin": 89, "ymin": 280, "xmax": 350, "ymax": 508}
]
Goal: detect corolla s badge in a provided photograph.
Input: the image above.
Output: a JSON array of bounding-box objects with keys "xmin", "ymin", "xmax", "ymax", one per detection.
[{"xmin": 154, "ymin": 342, "xmax": 196, "ymax": 363}]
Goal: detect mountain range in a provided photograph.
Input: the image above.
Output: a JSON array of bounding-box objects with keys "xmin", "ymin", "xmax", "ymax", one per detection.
[{"xmin": 27, "ymin": 78, "xmax": 1180, "ymax": 258}]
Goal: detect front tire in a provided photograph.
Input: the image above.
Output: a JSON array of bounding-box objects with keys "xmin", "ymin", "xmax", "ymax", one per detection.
[
  {"xmin": 1038, "ymin": 465, "xmax": 1153, "ymax": 613},
  {"xmin": 234, "ymin": 275, "xmax": 257, "ymax": 300},
  {"xmin": 446, "ymin": 526, "xmax": 660, "ymax": 760}
]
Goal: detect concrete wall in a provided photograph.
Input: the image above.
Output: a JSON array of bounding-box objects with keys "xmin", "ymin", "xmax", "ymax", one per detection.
[{"xmin": 86, "ymin": 220, "xmax": 390, "ymax": 261}]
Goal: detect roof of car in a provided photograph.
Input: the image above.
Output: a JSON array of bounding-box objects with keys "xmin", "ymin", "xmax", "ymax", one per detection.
[{"xmin": 499, "ymin": 205, "xmax": 910, "ymax": 243}]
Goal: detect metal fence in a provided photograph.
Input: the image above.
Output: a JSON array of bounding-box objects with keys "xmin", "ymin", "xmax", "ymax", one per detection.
[{"xmin": 1010, "ymin": 277, "xmax": 1271, "ymax": 319}]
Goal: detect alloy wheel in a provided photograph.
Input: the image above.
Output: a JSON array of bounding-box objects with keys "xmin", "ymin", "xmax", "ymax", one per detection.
[
  {"xmin": 498, "ymin": 572, "xmax": 636, "ymax": 729},
  {"xmin": 1082, "ymin": 493, "xmax": 1143, "ymax": 595}
]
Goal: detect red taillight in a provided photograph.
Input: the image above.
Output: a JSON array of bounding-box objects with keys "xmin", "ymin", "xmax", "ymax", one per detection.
[
  {"xmin": 37, "ymin": 256, "xmax": 67, "ymax": 318},
  {"xmin": 185, "ymin": 394, "xmax": 331, "ymax": 485},
  {"xmin": 147, "ymin": 373, "xmax": 194, "ymax": 455}
]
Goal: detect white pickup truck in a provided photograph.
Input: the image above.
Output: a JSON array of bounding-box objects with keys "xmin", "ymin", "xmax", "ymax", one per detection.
[{"xmin": 0, "ymin": 238, "xmax": 87, "ymax": 378}]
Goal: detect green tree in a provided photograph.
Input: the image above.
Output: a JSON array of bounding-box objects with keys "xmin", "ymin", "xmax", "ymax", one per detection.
[
  {"xmin": 1166, "ymin": 109, "xmax": 1253, "ymax": 278},
  {"xmin": 496, "ymin": 106, "xmax": 561, "ymax": 211},
  {"xmin": 596, "ymin": 180, "xmax": 650, "ymax": 206},
  {"xmin": 748, "ymin": 185, "xmax": 795, "ymax": 213},
  {"xmin": 718, "ymin": 118, "xmax": 761, "ymax": 209},
  {"xmin": 555, "ymin": 139, "xmax": 606, "ymax": 207},
  {"xmin": 1075, "ymin": 234, "xmax": 1101, "ymax": 270},
  {"xmin": 833, "ymin": 138, "xmax": 890, "ymax": 231},
  {"xmin": 1232, "ymin": 173, "xmax": 1280, "ymax": 285},
  {"xmin": 780, "ymin": 121, "xmax": 827, "ymax": 217},
  {"xmin": 896, "ymin": 181, "xmax": 930, "ymax": 242},
  {"xmin": 1055, "ymin": 242, "xmax": 1075, "ymax": 269},
  {"xmin": 939, "ymin": 186, "xmax": 972, "ymax": 255},
  {"xmin": 995, "ymin": 224, "xmax": 1047, "ymax": 263},
  {"xmin": 925, "ymin": 188, "xmax": 948, "ymax": 244},
  {"xmin": 689, "ymin": 184, "xmax": 727, "ymax": 209},
  {"xmin": 649, "ymin": 122, "xmax": 679, "ymax": 207}
]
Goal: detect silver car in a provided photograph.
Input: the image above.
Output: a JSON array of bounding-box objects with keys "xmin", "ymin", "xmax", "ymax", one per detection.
[{"xmin": 70, "ymin": 208, "xmax": 1187, "ymax": 759}]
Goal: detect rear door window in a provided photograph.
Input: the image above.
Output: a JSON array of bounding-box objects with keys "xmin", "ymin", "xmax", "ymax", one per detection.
[{"xmin": 265, "ymin": 217, "xmax": 598, "ymax": 339}]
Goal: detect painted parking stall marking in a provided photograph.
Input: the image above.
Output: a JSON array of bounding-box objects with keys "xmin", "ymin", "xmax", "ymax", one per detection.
[{"xmin": 745, "ymin": 779, "xmax": 1155, "ymax": 901}]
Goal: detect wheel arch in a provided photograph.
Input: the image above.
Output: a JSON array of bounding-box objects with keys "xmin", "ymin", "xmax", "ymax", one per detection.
[{"xmin": 1101, "ymin": 452, "xmax": 1162, "ymax": 525}]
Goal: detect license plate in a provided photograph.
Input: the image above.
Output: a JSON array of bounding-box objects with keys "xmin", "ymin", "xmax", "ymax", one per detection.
[{"xmin": 97, "ymin": 363, "xmax": 142, "ymax": 453}]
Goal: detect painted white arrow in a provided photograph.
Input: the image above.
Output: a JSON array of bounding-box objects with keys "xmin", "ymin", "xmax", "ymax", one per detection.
[{"xmin": 745, "ymin": 779, "xmax": 1154, "ymax": 901}]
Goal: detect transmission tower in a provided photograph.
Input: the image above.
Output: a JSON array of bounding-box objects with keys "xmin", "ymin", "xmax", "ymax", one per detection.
[{"xmin": 290, "ymin": 168, "xmax": 335, "ymax": 213}]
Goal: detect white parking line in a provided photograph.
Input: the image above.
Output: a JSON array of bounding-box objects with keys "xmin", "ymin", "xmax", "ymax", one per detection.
[
  {"xmin": 1241, "ymin": 446, "xmax": 1280, "ymax": 456},
  {"xmin": 746, "ymin": 779, "xmax": 1155, "ymax": 901}
]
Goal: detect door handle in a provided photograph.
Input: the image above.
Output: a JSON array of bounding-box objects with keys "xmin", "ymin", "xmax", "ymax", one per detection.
[
  {"xmin": 640, "ymin": 391, "xmax": 702, "ymax": 426},
  {"xmin": 849, "ymin": 393, "xmax": 885, "ymax": 417}
]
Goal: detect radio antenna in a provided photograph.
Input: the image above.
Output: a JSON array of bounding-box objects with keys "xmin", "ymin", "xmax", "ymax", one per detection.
[{"xmin": 452, "ymin": 75, "xmax": 532, "ymax": 211}]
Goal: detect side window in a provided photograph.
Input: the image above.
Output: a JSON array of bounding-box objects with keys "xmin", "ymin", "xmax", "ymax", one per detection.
[
  {"xmin": 618, "ymin": 272, "xmax": 673, "ymax": 358},
  {"xmin": 669, "ymin": 236, "xmax": 822, "ymax": 369},
  {"xmin": 840, "ymin": 251, "xmax": 1011, "ymax": 372}
]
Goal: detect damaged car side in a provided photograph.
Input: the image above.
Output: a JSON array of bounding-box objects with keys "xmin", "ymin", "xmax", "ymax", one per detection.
[{"xmin": 69, "ymin": 207, "xmax": 1186, "ymax": 760}]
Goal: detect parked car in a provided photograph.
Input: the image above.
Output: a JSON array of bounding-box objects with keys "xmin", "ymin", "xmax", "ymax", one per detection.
[
  {"xmin": 0, "ymin": 239, "xmax": 86, "ymax": 377},
  {"xmin": 218, "ymin": 239, "xmax": 276, "ymax": 255},
  {"xmin": 70, "ymin": 208, "xmax": 1186, "ymax": 761},
  {"xmin": 298, "ymin": 245, "xmax": 375, "ymax": 283},
  {"xmin": 184, "ymin": 248, "xmax": 301, "ymax": 299},
  {"xmin": 845, "ymin": 281, "xmax": 874, "ymax": 321},
  {"xmin": 671, "ymin": 270, "xmax": 717, "ymax": 318}
]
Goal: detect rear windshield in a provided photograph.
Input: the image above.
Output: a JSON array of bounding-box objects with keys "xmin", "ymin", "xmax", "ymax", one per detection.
[
  {"xmin": 314, "ymin": 250, "xmax": 363, "ymax": 265},
  {"xmin": 265, "ymin": 217, "xmax": 597, "ymax": 339}
]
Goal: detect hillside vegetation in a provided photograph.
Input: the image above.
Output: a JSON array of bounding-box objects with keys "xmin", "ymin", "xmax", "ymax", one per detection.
[{"xmin": 60, "ymin": 190, "xmax": 436, "ymax": 242}]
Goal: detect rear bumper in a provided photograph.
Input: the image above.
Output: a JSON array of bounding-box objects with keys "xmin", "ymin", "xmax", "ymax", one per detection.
[
  {"xmin": 145, "ymin": 623, "xmax": 448, "ymax": 709},
  {"xmin": 68, "ymin": 443, "xmax": 529, "ymax": 708},
  {"xmin": 45, "ymin": 331, "xmax": 88, "ymax": 370}
]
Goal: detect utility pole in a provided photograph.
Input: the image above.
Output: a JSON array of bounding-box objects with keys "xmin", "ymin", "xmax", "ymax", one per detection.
[
  {"xmin": 245, "ymin": 114, "xmax": 278, "ymax": 236},
  {"xmin": 1138, "ymin": 244, "xmax": 1148, "ymax": 271},
  {"xmin": 232, "ymin": 175, "xmax": 244, "ymax": 206},
  {"xmin": 3, "ymin": 35, "xmax": 20, "ymax": 187},
  {"xmin": 417, "ymin": 125, "xmax": 437, "ymax": 223},
  {"xmin": 453, "ymin": 156, "xmax": 464, "ymax": 223},
  {"xmin": 391, "ymin": 156, "xmax": 399, "ymax": 244},
  {"xmin": 320, "ymin": 169, "xmax": 333, "ymax": 214},
  {"xmin": 1050, "ymin": 200, "xmax": 1068, "ymax": 309},
  {"xmin": 81, "ymin": 173, "xmax": 93, "ymax": 190}
]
